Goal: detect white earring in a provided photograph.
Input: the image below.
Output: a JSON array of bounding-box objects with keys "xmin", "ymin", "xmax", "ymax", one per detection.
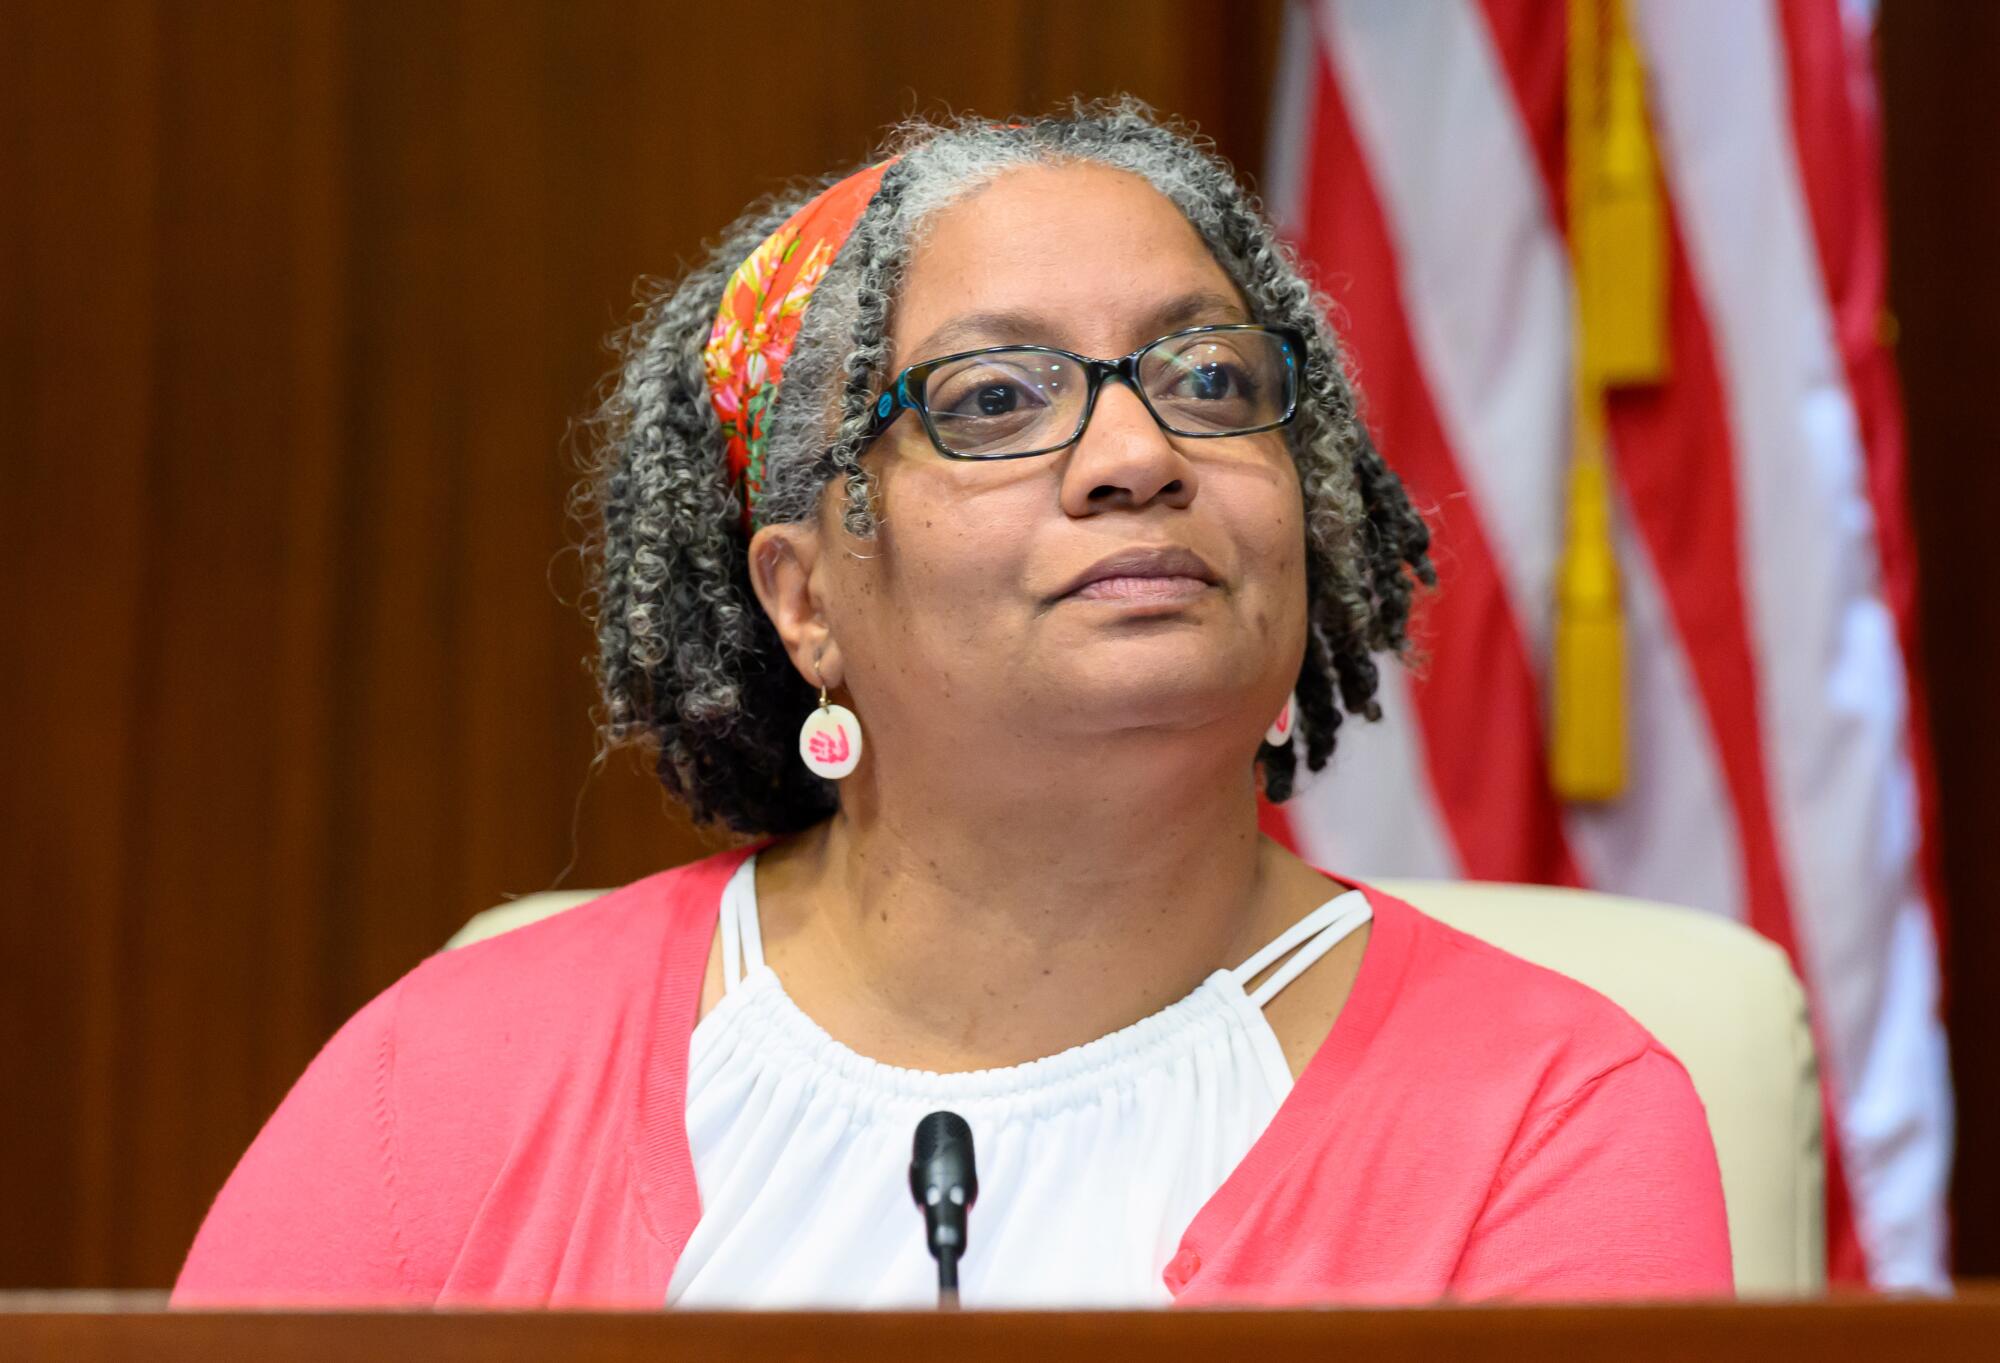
[
  {"xmin": 799, "ymin": 681, "xmax": 863, "ymax": 779},
  {"xmin": 1265, "ymin": 694, "xmax": 1296, "ymax": 748}
]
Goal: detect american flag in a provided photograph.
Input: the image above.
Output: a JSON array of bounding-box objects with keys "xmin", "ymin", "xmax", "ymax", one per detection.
[{"xmin": 1262, "ymin": 0, "xmax": 1949, "ymax": 1288}]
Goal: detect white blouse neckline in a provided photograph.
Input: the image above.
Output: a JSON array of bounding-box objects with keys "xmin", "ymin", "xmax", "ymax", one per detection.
[
  {"xmin": 703, "ymin": 957, "xmax": 1296, "ymax": 1115},
  {"xmin": 667, "ymin": 854, "xmax": 1372, "ymax": 1309}
]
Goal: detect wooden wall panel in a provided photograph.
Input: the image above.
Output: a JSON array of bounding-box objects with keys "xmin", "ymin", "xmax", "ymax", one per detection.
[
  {"xmin": 2, "ymin": 0, "xmax": 164, "ymax": 1291},
  {"xmin": 1, "ymin": 0, "xmax": 1283, "ymax": 1288}
]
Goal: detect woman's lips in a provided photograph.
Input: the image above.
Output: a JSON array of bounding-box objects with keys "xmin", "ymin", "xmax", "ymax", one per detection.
[
  {"xmin": 1053, "ymin": 546, "xmax": 1220, "ymax": 602},
  {"xmin": 1069, "ymin": 574, "xmax": 1213, "ymax": 602}
]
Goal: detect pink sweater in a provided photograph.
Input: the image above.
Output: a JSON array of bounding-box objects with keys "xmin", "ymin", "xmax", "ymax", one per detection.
[{"xmin": 174, "ymin": 847, "xmax": 1732, "ymax": 1307}]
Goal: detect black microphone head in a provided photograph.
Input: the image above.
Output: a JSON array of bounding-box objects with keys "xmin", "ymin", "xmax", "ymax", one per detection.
[
  {"xmin": 910, "ymin": 1110, "xmax": 978, "ymax": 1208},
  {"xmin": 910, "ymin": 1110, "xmax": 977, "ymax": 1294},
  {"xmin": 912, "ymin": 1110, "xmax": 973, "ymax": 1160}
]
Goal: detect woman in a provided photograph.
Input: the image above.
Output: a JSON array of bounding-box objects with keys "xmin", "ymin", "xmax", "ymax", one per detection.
[{"xmin": 175, "ymin": 101, "xmax": 1730, "ymax": 1309}]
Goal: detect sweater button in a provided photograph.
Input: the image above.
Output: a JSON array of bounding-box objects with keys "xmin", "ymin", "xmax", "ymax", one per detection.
[{"xmin": 1166, "ymin": 1248, "xmax": 1201, "ymax": 1287}]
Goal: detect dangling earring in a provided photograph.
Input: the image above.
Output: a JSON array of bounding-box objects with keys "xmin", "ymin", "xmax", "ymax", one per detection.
[
  {"xmin": 799, "ymin": 678, "xmax": 864, "ymax": 779},
  {"xmin": 1265, "ymin": 693, "xmax": 1296, "ymax": 748}
]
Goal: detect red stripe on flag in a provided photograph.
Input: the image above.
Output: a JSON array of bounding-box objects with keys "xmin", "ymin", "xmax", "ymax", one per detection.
[
  {"xmin": 1777, "ymin": 0, "xmax": 1949, "ymax": 962},
  {"xmin": 1603, "ymin": 220, "xmax": 1805, "ymax": 961},
  {"xmin": 1294, "ymin": 29, "xmax": 1582, "ymax": 888},
  {"xmin": 1607, "ymin": 214, "xmax": 1867, "ymax": 1284}
]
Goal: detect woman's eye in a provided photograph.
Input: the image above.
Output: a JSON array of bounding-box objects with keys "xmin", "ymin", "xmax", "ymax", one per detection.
[
  {"xmin": 1191, "ymin": 364, "xmax": 1232, "ymax": 399},
  {"xmin": 1175, "ymin": 362, "xmax": 1254, "ymax": 401},
  {"xmin": 974, "ymin": 383, "xmax": 1021, "ymax": 416},
  {"xmin": 933, "ymin": 367, "xmax": 1051, "ymax": 418}
]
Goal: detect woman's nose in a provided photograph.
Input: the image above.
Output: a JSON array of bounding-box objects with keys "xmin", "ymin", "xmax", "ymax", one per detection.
[{"xmin": 1057, "ymin": 380, "xmax": 1199, "ymax": 516}]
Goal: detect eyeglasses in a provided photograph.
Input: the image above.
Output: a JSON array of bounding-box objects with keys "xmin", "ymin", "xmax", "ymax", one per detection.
[{"xmin": 861, "ymin": 324, "xmax": 1305, "ymax": 461}]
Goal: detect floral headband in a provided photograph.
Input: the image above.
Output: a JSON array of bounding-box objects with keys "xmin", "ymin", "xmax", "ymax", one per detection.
[{"xmin": 702, "ymin": 160, "xmax": 895, "ymax": 531}]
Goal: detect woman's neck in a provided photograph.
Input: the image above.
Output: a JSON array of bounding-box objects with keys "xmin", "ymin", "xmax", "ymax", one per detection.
[{"xmin": 755, "ymin": 736, "xmax": 1311, "ymax": 1072}]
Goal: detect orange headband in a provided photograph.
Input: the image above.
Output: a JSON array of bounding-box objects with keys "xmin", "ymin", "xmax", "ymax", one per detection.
[{"xmin": 702, "ymin": 160, "xmax": 894, "ymax": 531}]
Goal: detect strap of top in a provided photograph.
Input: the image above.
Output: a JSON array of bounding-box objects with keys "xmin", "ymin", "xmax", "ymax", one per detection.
[
  {"xmin": 1229, "ymin": 891, "xmax": 1373, "ymax": 1009},
  {"xmin": 718, "ymin": 858, "xmax": 766, "ymax": 991},
  {"xmin": 722, "ymin": 854, "xmax": 1361, "ymax": 1007}
]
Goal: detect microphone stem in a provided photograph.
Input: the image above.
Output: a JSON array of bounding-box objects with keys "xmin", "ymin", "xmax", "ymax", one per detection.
[{"xmin": 936, "ymin": 1246, "xmax": 960, "ymax": 1309}]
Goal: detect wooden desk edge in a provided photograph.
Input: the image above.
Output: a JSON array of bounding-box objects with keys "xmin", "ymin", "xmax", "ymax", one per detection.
[{"xmin": 1, "ymin": 1291, "xmax": 1997, "ymax": 1363}]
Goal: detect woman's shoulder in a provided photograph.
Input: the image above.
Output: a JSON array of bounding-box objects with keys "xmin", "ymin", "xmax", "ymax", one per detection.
[
  {"xmin": 1357, "ymin": 882, "xmax": 1690, "ymax": 1100},
  {"xmin": 175, "ymin": 849, "xmax": 750, "ymax": 1306},
  {"xmin": 390, "ymin": 845, "xmax": 751, "ymax": 1050},
  {"xmin": 1351, "ymin": 886, "xmax": 1732, "ymax": 1297}
]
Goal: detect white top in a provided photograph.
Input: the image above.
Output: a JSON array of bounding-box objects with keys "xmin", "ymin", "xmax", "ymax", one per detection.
[{"xmin": 666, "ymin": 856, "xmax": 1371, "ymax": 1309}]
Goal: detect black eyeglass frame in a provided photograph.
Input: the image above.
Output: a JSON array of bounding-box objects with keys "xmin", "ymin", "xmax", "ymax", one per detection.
[{"xmin": 860, "ymin": 323, "xmax": 1309, "ymax": 461}]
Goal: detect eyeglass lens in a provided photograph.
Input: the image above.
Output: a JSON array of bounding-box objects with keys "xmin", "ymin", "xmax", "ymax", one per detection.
[{"xmin": 921, "ymin": 330, "xmax": 1295, "ymax": 458}]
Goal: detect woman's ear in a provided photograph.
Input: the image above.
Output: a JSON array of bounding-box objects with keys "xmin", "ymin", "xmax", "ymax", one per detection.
[{"xmin": 747, "ymin": 521, "xmax": 843, "ymax": 690}]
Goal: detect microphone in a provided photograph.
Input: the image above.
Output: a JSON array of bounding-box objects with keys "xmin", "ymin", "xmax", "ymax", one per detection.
[{"xmin": 909, "ymin": 1110, "xmax": 978, "ymax": 1307}]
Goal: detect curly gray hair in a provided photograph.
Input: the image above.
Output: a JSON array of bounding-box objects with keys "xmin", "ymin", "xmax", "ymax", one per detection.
[{"xmin": 578, "ymin": 98, "xmax": 1433, "ymax": 836}]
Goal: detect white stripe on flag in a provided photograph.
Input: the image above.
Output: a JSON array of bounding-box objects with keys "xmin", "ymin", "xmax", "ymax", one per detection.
[
  {"xmin": 1265, "ymin": 0, "xmax": 1319, "ymax": 238},
  {"xmin": 1633, "ymin": 0, "xmax": 1949, "ymax": 1287},
  {"xmin": 1290, "ymin": 666, "xmax": 1464, "ymax": 880},
  {"xmin": 1317, "ymin": 0, "xmax": 1568, "ymax": 663}
]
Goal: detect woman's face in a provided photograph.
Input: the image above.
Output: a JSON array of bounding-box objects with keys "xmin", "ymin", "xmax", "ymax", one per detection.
[{"xmin": 789, "ymin": 162, "xmax": 1307, "ymax": 769}]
